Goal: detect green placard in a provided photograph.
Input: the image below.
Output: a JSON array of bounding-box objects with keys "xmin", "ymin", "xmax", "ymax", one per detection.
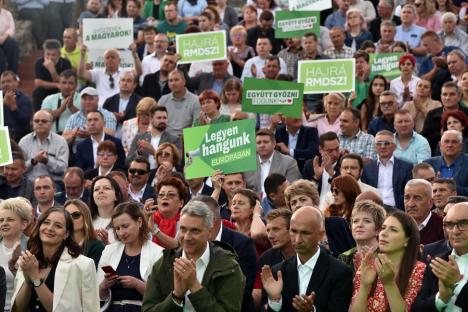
[
  {"xmin": 176, "ymin": 31, "xmax": 227, "ymax": 64},
  {"xmin": 183, "ymin": 119, "xmax": 257, "ymax": 179},
  {"xmin": 0, "ymin": 127, "xmax": 12, "ymax": 166},
  {"xmin": 242, "ymin": 78, "xmax": 303, "ymax": 118},
  {"xmin": 298, "ymin": 59, "xmax": 355, "ymax": 94},
  {"xmin": 275, "ymin": 11, "xmax": 320, "ymax": 38},
  {"xmin": 369, "ymin": 52, "xmax": 403, "ymax": 80}
]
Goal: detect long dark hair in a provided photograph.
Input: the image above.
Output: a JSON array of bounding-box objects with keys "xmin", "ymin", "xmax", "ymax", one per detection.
[
  {"xmin": 27, "ymin": 208, "xmax": 81, "ymax": 268},
  {"xmin": 88, "ymin": 176, "xmax": 124, "ymax": 219},
  {"xmin": 363, "ymin": 75, "xmax": 388, "ymax": 125},
  {"xmin": 329, "ymin": 175, "xmax": 361, "ymax": 221}
]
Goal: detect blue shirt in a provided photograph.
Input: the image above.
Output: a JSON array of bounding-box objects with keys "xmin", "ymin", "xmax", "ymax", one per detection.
[
  {"xmin": 368, "ymin": 116, "xmax": 395, "ymax": 137},
  {"xmin": 395, "ymin": 24, "xmax": 426, "ymax": 48},
  {"xmin": 177, "ymin": 0, "xmax": 207, "ymax": 17},
  {"xmin": 440, "ymin": 156, "xmax": 462, "ymax": 178},
  {"xmin": 419, "ymin": 46, "xmax": 460, "ymax": 76},
  {"xmin": 394, "ymin": 131, "xmax": 431, "ymax": 165},
  {"xmin": 324, "ymin": 10, "xmax": 346, "ymax": 29}
]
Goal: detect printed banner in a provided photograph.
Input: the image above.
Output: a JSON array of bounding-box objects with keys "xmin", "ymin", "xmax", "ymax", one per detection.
[
  {"xmin": 176, "ymin": 31, "xmax": 227, "ymax": 64},
  {"xmin": 275, "ymin": 11, "xmax": 320, "ymax": 38},
  {"xmin": 289, "ymin": 0, "xmax": 332, "ymax": 11},
  {"xmin": 183, "ymin": 119, "xmax": 257, "ymax": 179},
  {"xmin": 369, "ymin": 52, "xmax": 403, "ymax": 80},
  {"xmin": 298, "ymin": 59, "xmax": 355, "ymax": 94},
  {"xmin": 83, "ymin": 18, "xmax": 133, "ymax": 49},
  {"xmin": 87, "ymin": 49, "xmax": 135, "ymax": 69},
  {"xmin": 0, "ymin": 127, "xmax": 12, "ymax": 166},
  {"xmin": 242, "ymin": 78, "xmax": 303, "ymax": 118},
  {"xmin": 0, "ymin": 91, "xmax": 3, "ymax": 127}
]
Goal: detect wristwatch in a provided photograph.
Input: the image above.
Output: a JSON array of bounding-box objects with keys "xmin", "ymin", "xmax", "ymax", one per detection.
[{"xmin": 32, "ymin": 278, "xmax": 44, "ymax": 287}]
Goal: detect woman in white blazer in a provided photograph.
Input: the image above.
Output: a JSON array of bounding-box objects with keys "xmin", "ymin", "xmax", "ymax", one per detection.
[
  {"xmin": 11, "ymin": 207, "xmax": 99, "ymax": 312},
  {"xmin": 97, "ymin": 202, "xmax": 163, "ymax": 312}
]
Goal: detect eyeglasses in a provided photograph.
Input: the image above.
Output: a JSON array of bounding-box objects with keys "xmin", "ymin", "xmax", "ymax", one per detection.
[
  {"xmin": 331, "ymin": 188, "xmax": 341, "ymax": 195},
  {"xmin": 375, "ymin": 141, "xmax": 393, "ymax": 147},
  {"xmin": 109, "ymin": 75, "xmax": 115, "ymax": 89},
  {"xmin": 128, "ymin": 168, "xmax": 148, "ymax": 175},
  {"xmin": 157, "ymin": 192, "xmax": 178, "ymax": 199},
  {"xmin": 442, "ymin": 220, "xmax": 468, "ymax": 231},
  {"xmin": 157, "ymin": 152, "xmax": 172, "ymax": 157},
  {"xmin": 70, "ymin": 211, "xmax": 82, "ymax": 220},
  {"xmin": 97, "ymin": 152, "xmax": 115, "ymax": 157},
  {"xmin": 33, "ymin": 119, "xmax": 51, "ymax": 124}
]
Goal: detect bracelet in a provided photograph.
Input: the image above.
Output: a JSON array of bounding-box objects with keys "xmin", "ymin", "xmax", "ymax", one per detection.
[{"xmin": 171, "ymin": 291, "xmax": 184, "ymax": 303}]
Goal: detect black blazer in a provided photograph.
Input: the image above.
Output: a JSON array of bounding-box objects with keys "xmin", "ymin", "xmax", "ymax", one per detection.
[
  {"xmin": 413, "ymin": 250, "xmax": 468, "ymax": 312},
  {"xmin": 55, "ymin": 188, "xmax": 90, "ymax": 206},
  {"xmin": 220, "ymin": 226, "xmax": 257, "ymax": 312},
  {"xmin": 275, "ymin": 125, "xmax": 319, "ymax": 172},
  {"xmin": 102, "ymin": 92, "xmax": 141, "ymax": 123},
  {"xmin": 262, "ymin": 248, "xmax": 353, "ymax": 312},
  {"xmin": 361, "ymin": 157, "xmax": 413, "ymax": 210},
  {"xmin": 141, "ymin": 71, "xmax": 171, "ymax": 101},
  {"xmin": 75, "ymin": 134, "xmax": 126, "ymax": 172},
  {"xmin": 302, "ymin": 159, "xmax": 340, "ymax": 194},
  {"xmin": 422, "ymin": 239, "xmax": 451, "ymax": 264}
]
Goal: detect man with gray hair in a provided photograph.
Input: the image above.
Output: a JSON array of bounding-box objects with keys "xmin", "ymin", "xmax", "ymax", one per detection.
[
  {"xmin": 369, "ymin": 0, "xmax": 401, "ymax": 42},
  {"xmin": 438, "ymin": 12, "xmax": 468, "ymax": 53},
  {"xmin": 142, "ymin": 200, "xmax": 244, "ymax": 312},
  {"xmin": 404, "ymin": 179, "xmax": 444, "ymax": 244},
  {"xmin": 424, "ymin": 130, "xmax": 468, "ymax": 196}
]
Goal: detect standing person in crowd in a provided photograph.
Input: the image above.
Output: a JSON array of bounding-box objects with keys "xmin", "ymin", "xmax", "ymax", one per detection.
[
  {"xmin": 41, "ymin": 70, "xmax": 80, "ymax": 135},
  {"xmin": 228, "ymin": 26, "xmax": 255, "ymax": 79},
  {"xmin": 0, "ymin": 198, "xmax": 32, "ymax": 312},
  {"xmin": 246, "ymin": 10, "xmax": 282, "ymax": 55},
  {"xmin": 413, "ymin": 202, "xmax": 468, "ymax": 311},
  {"xmin": 390, "ymin": 54, "xmax": 421, "ymax": 107},
  {"xmin": 395, "ymin": 4, "xmax": 427, "ymax": 53},
  {"xmin": 11, "ymin": 208, "xmax": 99, "ymax": 311},
  {"xmin": 344, "ymin": 9, "xmax": 373, "ymax": 51},
  {"xmin": 404, "ymin": 179, "xmax": 445, "ymax": 245},
  {"xmin": 350, "ymin": 210, "xmax": 426, "ymax": 311},
  {"xmin": 142, "ymin": 200, "xmax": 244, "ymax": 311},
  {"xmin": 64, "ymin": 199, "xmax": 104, "ymax": 267},
  {"xmin": 121, "ymin": 98, "xmax": 155, "ymax": 154},
  {"xmin": 156, "ymin": 2, "xmax": 187, "ymax": 44},
  {"xmin": 140, "ymin": 32, "xmax": 169, "ymax": 83},
  {"xmin": 141, "ymin": 51, "xmax": 178, "ymax": 102},
  {"xmin": 325, "ymin": 175, "xmax": 361, "ymax": 222},
  {"xmin": 60, "ymin": 28, "xmax": 81, "ymax": 71},
  {"xmin": 368, "ymin": 91, "xmax": 398, "ymax": 136},
  {"xmin": 0, "ymin": 0, "xmax": 19, "ymax": 75},
  {"xmin": 339, "ymin": 200, "xmax": 386, "ymax": 276},
  {"xmin": 307, "ymin": 92, "xmax": 345, "ymax": 136},
  {"xmin": 261, "ymin": 206, "xmax": 353, "ymax": 311},
  {"xmin": 1, "ymin": 71, "xmax": 32, "ymax": 142},
  {"xmin": 19, "ymin": 110, "xmax": 69, "ymax": 186},
  {"xmin": 370, "ymin": 0, "xmax": 400, "ymax": 42},
  {"xmin": 414, "ymin": 0, "xmax": 442, "ymax": 32},
  {"xmin": 16, "ymin": 0, "xmax": 49, "ymax": 48},
  {"xmin": 402, "ymin": 79, "xmax": 442, "ymax": 133},
  {"xmin": 33, "ymin": 39, "xmax": 72, "ymax": 112},
  {"xmin": 98, "ymin": 202, "xmax": 163, "ymax": 312},
  {"xmin": 0, "ymin": 152, "xmax": 35, "ymax": 204},
  {"xmin": 360, "ymin": 75, "xmax": 387, "ymax": 132},
  {"xmin": 89, "ymin": 176, "xmax": 124, "ymax": 244}
]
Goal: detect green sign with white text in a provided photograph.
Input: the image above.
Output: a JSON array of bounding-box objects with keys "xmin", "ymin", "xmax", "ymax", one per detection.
[
  {"xmin": 183, "ymin": 119, "xmax": 257, "ymax": 179},
  {"xmin": 242, "ymin": 78, "xmax": 303, "ymax": 118},
  {"xmin": 369, "ymin": 52, "xmax": 403, "ymax": 80},
  {"xmin": 275, "ymin": 11, "xmax": 320, "ymax": 38},
  {"xmin": 298, "ymin": 59, "xmax": 355, "ymax": 94},
  {"xmin": 176, "ymin": 31, "xmax": 227, "ymax": 64},
  {"xmin": 0, "ymin": 127, "xmax": 12, "ymax": 166}
]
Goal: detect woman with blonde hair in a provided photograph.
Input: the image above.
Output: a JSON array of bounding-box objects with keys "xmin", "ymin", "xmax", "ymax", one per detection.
[
  {"xmin": 121, "ymin": 97, "xmax": 156, "ymax": 154},
  {"xmin": 228, "ymin": 25, "xmax": 255, "ymax": 78},
  {"xmin": 344, "ymin": 8, "xmax": 373, "ymax": 51},
  {"xmin": 415, "ymin": 0, "xmax": 442, "ymax": 31},
  {"xmin": 306, "ymin": 92, "xmax": 346, "ymax": 135},
  {"xmin": 64, "ymin": 199, "xmax": 104, "ymax": 267}
]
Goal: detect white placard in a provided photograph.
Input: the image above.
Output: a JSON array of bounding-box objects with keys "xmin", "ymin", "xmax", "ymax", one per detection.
[{"xmin": 83, "ymin": 18, "xmax": 133, "ymax": 49}]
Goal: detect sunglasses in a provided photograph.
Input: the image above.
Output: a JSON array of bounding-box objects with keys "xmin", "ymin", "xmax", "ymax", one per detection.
[
  {"xmin": 109, "ymin": 75, "xmax": 115, "ymax": 89},
  {"xmin": 157, "ymin": 152, "xmax": 172, "ymax": 157},
  {"xmin": 331, "ymin": 188, "xmax": 341, "ymax": 195},
  {"xmin": 70, "ymin": 211, "xmax": 82, "ymax": 220},
  {"xmin": 129, "ymin": 168, "xmax": 148, "ymax": 175},
  {"xmin": 33, "ymin": 119, "xmax": 51, "ymax": 124}
]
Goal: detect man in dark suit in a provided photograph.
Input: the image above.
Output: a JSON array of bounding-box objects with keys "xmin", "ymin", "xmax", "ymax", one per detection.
[
  {"xmin": 128, "ymin": 156, "xmax": 155, "ymax": 203},
  {"xmin": 187, "ymin": 177, "xmax": 214, "ymax": 198},
  {"xmin": 261, "ymin": 206, "xmax": 353, "ymax": 311},
  {"xmin": 126, "ymin": 105, "xmax": 181, "ymax": 169},
  {"xmin": 195, "ymin": 195, "xmax": 257, "ymax": 312},
  {"xmin": 424, "ymin": 130, "xmax": 468, "ymax": 196},
  {"xmin": 404, "ymin": 179, "xmax": 445, "ymax": 245},
  {"xmin": 274, "ymin": 117, "xmax": 319, "ymax": 173},
  {"xmin": 75, "ymin": 111, "xmax": 126, "ymax": 172},
  {"xmin": 102, "ymin": 71, "xmax": 141, "ymax": 129},
  {"xmin": 141, "ymin": 52, "xmax": 177, "ymax": 102},
  {"xmin": 55, "ymin": 167, "xmax": 89, "ymax": 205},
  {"xmin": 189, "ymin": 59, "xmax": 232, "ymax": 95},
  {"xmin": 413, "ymin": 202, "xmax": 468, "ymax": 311},
  {"xmin": 361, "ymin": 130, "xmax": 413, "ymax": 210}
]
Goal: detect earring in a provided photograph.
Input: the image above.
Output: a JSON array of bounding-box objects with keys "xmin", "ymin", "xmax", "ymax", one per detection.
[{"xmin": 404, "ymin": 243, "xmax": 408, "ymax": 247}]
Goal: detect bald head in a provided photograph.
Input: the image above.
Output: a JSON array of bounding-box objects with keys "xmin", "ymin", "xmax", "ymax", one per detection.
[
  {"xmin": 290, "ymin": 206, "xmax": 324, "ymax": 261},
  {"xmin": 293, "ymin": 206, "xmax": 323, "ymax": 228}
]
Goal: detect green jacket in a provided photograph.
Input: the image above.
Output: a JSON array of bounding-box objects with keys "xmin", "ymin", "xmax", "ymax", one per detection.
[
  {"xmin": 142, "ymin": 241, "xmax": 245, "ymax": 312},
  {"xmin": 338, "ymin": 247, "xmax": 357, "ymax": 277},
  {"xmin": 142, "ymin": 0, "xmax": 167, "ymax": 21}
]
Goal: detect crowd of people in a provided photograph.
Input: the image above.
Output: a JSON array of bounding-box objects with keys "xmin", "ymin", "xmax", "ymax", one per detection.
[{"xmin": 1, "ymin": 0, "xmax": 468, "ymax": 310}]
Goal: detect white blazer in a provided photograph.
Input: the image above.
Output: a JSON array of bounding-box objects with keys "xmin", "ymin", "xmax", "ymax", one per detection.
[
  {"xmin": 97, "ymin": 240, "xmax": 164, "ymax": 285},
  {"xmin": 11, "ymin": 248, "xmax": 99, "ymax": 312}
]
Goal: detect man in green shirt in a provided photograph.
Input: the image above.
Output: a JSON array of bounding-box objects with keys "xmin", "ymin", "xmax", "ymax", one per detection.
[{"xmin": 157, "ymin": 2, "xmax": 187, "ymax": 44}]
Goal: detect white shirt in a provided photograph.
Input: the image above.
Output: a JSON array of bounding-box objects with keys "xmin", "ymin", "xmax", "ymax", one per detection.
[
  {"xmin": 140, "ymin": 53, "xmax": 161, "ymax": 85},
  {"xmin": 435, "ymin": 250, "xmax": 468, "ymax": 311},
  {"xmin": 260, "ymin": 154, "xmax": 274, "ymax": 198},
  {"xmin": 214, "ymin": 224, "xmax": 223, "ymax": 242},
  {"xmin": 181, "ymin": 242, "xmax": 211, "ymax": 312},
  {"xmin": 241, "ymin": 55, "xmax": 288, "ymax": 81},
  {"xmin": 128, "ymin": 184, "xmax": 147, "ymax": 202},
  {"xmin": 90, "ymin": 69, "xmax": 121, "ymax": 106},
  {"xmin": 268, "ymin": 248, "xmax": 321, "ymax": 311},
  {"xmin": 287, "ymin": 128, "xmax": 300, "ymax": 158},
  {"xmin": 377, "ymin": 156, "xmax": 396, "ymax": 207},
  {"xmin": 91, "ymin": 132, "xmax": 105, "ymax": 168},
  {"xmin": 419, "ymin": 211, "xmax": 432, "ymax": 231},
  {"xmin": 149, "ymin": 133, "xmax": 161, "ymax": 169},
  {"xmin": 0, "ymin": 240, "xmax": 18, "ymax": 311},
  {"xmin": 93, "ymin": 216, "xmax": 115, "ymax": 243}
]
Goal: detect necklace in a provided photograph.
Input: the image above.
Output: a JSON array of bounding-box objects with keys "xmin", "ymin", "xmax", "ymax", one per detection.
[{"xmin": 124, "ymin": 254, "xmax": 138, "ymax": 269}]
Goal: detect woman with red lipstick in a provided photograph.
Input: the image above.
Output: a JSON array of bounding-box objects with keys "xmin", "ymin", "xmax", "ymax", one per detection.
[
  {"xmin": 350, "ymin": 210, "xmax": 426, "ymax": 312},
  {"xmin": 98, "ymin": 202, "xmax": 163, "ymax": 312}
]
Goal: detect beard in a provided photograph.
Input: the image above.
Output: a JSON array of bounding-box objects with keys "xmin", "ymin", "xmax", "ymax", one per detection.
[{"xmin": 155, "ymin": 123, "xmax": 167, "ymax": 132}]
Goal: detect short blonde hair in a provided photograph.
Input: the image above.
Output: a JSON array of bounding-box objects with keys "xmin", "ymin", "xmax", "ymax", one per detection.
[
  {"xmin": 230, "ymin": 25, "xmax": 247, "ymax": 37},
  {"xmin": 284, "ymin": 179, "xmax": 320, "ymax": 209},
  {"xmin": 0, "ymin": 197, "xmax": 33, "ymax": 223},
  {"xmin": 136, "ymin": 97, "xmax": 157, "ymax": 115}
]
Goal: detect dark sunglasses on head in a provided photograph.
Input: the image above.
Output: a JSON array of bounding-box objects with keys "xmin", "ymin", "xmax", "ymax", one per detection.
[
  {"xmin": 109, "ymin": 75, "xmax": 115, "ymax": 89},
  {"xmin": 70, "ymin": 211, "xmax": 82, "ymax": 220},
  {"xmin": 129, "ymin": 168, "xmax": 148, "ymax": 175}
]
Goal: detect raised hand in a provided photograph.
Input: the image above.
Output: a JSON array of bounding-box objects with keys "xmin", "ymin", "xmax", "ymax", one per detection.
[
  {"xmin": 261, "ymin": 265, "xmax": 283, "ymax": 300},
  {"xmin": 359, "ymin": 251, "xmax": 377, "ymax": 288},
  {"xmin": 375, "ymin": 253, "xmax": 396, "ymax": 285}
]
